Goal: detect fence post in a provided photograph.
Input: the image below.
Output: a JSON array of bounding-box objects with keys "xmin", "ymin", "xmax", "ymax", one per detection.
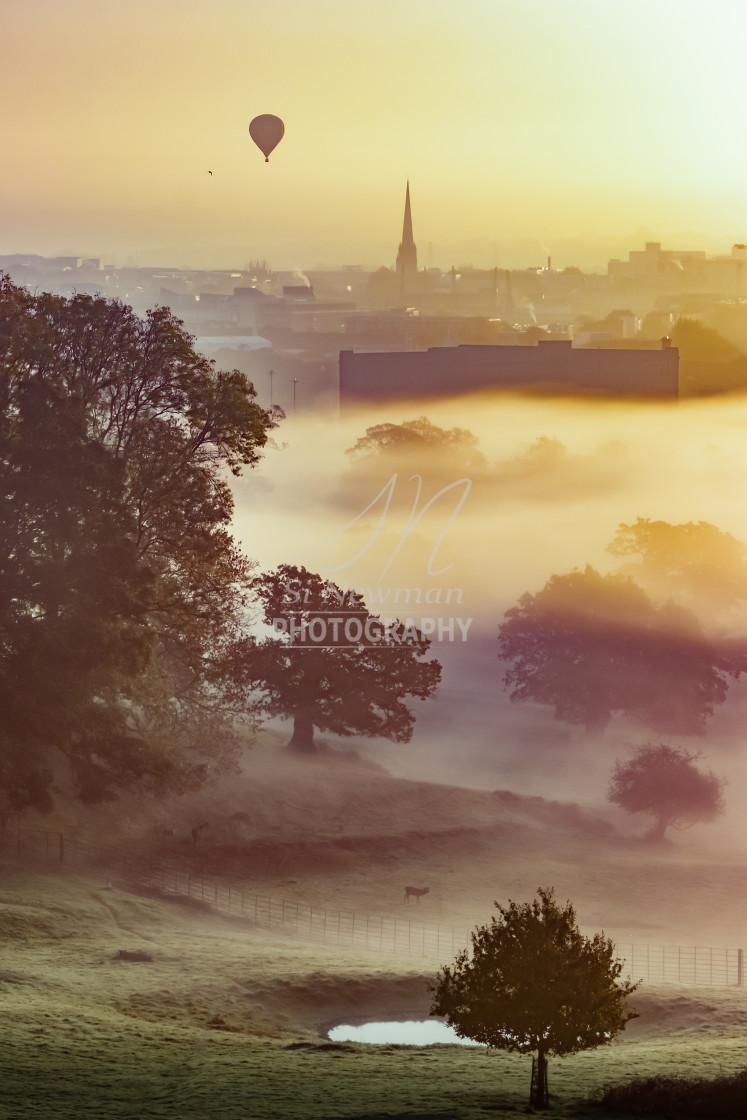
[{"xmin": 16, "ymin": 825, "xmax": 744, "ymax": 991}]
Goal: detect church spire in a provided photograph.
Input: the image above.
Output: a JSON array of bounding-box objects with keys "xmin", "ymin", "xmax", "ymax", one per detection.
[
  {"xmin": 402, "ymin": 180, "xmax": 414, "ymax": 249},
  {"xmin": 396, "ymin": 180, "xmax": 418, "ymax": 291}
]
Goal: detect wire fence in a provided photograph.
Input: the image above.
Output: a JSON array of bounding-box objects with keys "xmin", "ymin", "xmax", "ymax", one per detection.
[
  {"xmin": 612, "ymin": 941, "xmax": 743, "ymax": 988},
  {"xmin": 147, "ymin": 860, "xmax": 468, "ymax": 960},
  {"xmin": 1, "ymin": 817, "xmax": 743, "ymax": 987}
]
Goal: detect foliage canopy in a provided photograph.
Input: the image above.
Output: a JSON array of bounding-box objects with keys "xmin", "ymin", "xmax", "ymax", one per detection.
[
  {"xmin": 233, "ymin": 564, "xmax": 441, "ymax": 753},
  {"xmin": 430, "ymin": 887, "xmax": 638, "ymax": 1109},
  {"xmin": 608, "ymin": 742, "xmax": 726, "ymax": 841},
  {"xmin": 607, "ymin": 517, "xmax": 747, "ymax": 618},
  {"xmin": 497, "ymin": 565, "xmax": 742, "ymax": 734},
  {"xmin": 346, "ymin": 415, "xmax": 485, "ymax": 471},
  {"xmin": 0, "ymin": 275, "xmax": 272, "ymax": 810}
]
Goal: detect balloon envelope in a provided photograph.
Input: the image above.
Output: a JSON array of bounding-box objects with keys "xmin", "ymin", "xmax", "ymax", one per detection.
[{"xmin": 249, "ymin": 115, "xmax": 285, "ymax": 162}]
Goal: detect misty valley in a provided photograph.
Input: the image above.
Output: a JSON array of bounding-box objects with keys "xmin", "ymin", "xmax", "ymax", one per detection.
[
  {"xmin": 2, "ymin": 276, "xmax": 745, "ymax": 1117},
  {"xmin": 4, "ymin": 6, "xmax": 747, "ymax": 1105}
]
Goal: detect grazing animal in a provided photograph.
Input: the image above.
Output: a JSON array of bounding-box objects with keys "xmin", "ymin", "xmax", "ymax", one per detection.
[
  {"xmin": 153, "ymin": 825, "xmax": 174, "ymax": 838},
  {"xmin": 191, "ymin": 822, "xmax": 209, "ymax": 844},
  {"xmin": 404, "ymin": 886, "xmax": 430, "ymax": 904}
]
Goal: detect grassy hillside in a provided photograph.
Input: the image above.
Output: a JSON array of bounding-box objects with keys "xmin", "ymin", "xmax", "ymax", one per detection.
[
  {"xmin": 1, "ymin": 748, "xmax": 745, "ymax": 1118},
  {"xmin": 0, "ymin": 868, "xmax": 745, "ymax": 1119},
  {"xmin": 21, "ymin": 737, "xmax": 745, "ymax": 948}
]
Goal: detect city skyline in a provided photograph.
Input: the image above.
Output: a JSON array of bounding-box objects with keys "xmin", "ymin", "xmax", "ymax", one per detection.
[{"xmin": 3, "ymin": 1, "xmax": 747, "ymax": 270}]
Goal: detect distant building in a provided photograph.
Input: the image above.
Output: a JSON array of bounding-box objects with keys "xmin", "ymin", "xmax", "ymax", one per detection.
[
  {"xmin": 339, "ymin": 339, "xmax": 679, "ymax": 406},
  {"xmin": 608, "ymin": 241, "xmax": 706, "ymax": 281},
  {"xmin": 607, "ymin": 241, "xmax": 747, "ymax": 298},
  {"xmin": 395, "ymin": 181, "xmax": 418, "ymax": 292}
]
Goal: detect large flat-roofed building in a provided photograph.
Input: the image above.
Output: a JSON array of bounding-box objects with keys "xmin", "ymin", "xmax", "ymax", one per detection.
[{"xmin": 339, "ymin": 339, "xmax": 679, "ymax": 405}]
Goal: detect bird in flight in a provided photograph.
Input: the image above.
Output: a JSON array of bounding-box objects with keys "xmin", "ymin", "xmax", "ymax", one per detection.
[{"xmin": 207, "ymin": 170, "xmax": 213, "ymax": 176}]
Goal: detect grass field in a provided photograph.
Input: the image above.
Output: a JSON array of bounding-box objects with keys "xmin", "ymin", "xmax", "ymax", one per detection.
[{"xmin": 1, "ymin": 748, "xmax": 745, "ymax": 1119}]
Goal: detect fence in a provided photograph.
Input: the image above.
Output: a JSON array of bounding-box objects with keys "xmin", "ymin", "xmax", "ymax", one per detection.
[
  {"xmin": 1, "ymin": 817, "xmax": 743, "ymax": 987},
  {"xmin": 147, "ymin": 860, "xmax": 469, "ymax": 959},
  {"xmin": 613, "ymin": 941, "xmax": 743, "ymax": 988}
]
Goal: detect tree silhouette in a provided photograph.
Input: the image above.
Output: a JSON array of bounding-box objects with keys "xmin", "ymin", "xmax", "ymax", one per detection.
[
  {"xmin": 608, "ymin": 742, "xmax": 726, "ymax": 841},
  {"xmin": 234, "ymin": 564, "xmax": 441, "ymax": 753},
  {"xmin": 430, "ymin": 888, "xmax": 638, "ymax": 1109},
  {"xmin": 346, "ymin": 415, "xmax": 484, "ymax": 471},
  {"xmin": 671, "ymin": 317, "xmax": 742, "ymax": 362},
  {"xmin": 0, "ymin": 276, "xmax": 272, "ymax": 810},
  {"xmin": 497, "ymin": 566, "xmax": 743, "ymax": 734},
  {"xmin": 607, "ymin": 517, "xmax": 747, "ymax": 617},
  {"xmin": 670, "ymin": 318, "xmax": 747, "ymax": 396}
]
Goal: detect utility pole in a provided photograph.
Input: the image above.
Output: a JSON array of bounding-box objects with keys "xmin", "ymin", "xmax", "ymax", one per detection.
[
  {"xmin": 292, "ymin": 377, "xmax": 298, "ymax": 415},
  {"xmin": 268, "ymin": 368, "xmax": 274, "ymax": 407}
]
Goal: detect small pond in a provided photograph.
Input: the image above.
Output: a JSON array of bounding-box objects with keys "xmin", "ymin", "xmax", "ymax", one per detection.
[{"xmin": 328, "ymin": 1020, "xmax": 481, "ymax": 1046}]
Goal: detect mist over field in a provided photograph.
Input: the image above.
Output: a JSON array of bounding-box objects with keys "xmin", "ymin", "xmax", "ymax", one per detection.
[
  {"xmin": 3, "ymin": 297, "xmax": 746, "ymax": 1120},
  {"xmin": 5, "ymin": 0, "xmax": 747, "ymax": 1112},
  {"xmin": 231, "ymin": 391, "xmax": 747, "ymax": 840}
]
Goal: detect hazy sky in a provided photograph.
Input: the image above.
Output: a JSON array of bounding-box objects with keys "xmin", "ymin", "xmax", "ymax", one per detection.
[{"xmin": 3, "ymin": 0, "xmax": 747, "ymax": 268}]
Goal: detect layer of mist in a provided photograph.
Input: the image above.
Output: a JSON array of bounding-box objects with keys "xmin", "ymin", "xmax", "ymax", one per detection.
[{"xmin": 231, "ymin": 391, "xmax": 747, "ymax": 853}]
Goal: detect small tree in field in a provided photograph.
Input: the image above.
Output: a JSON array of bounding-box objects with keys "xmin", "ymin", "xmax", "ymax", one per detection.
[
  {"xmin": 608, "ymin": 743, "xmax": 726, "ymax": 842},
  {"xmin": 430, "ymin": 888, "xmax": 638, "ymax": 1110}
]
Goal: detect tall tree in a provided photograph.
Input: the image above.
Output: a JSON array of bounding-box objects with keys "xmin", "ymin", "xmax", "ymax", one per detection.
[
  {"xmin": 430, "ymin": 888, "xmax": 638, "ymax": 1109},
  {"xmin": 497, "ymin": 566, "xmax": 743, "ymax": 734},
  {"xmin": 233, "ymin": 564, "xmax": 441, "ymax": 753},
  {"xmin": 608, "ymin": 742, "xmax": 726, "ymax": 841},
  {"xmin": 0, "ymin": 275, "xmax": 272, "ymax": 811}
]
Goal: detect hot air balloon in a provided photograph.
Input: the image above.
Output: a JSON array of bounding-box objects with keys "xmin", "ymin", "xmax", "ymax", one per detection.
[{"xmin": 249, "ymin": 114, "xmax": 285, "ymax": 162}]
